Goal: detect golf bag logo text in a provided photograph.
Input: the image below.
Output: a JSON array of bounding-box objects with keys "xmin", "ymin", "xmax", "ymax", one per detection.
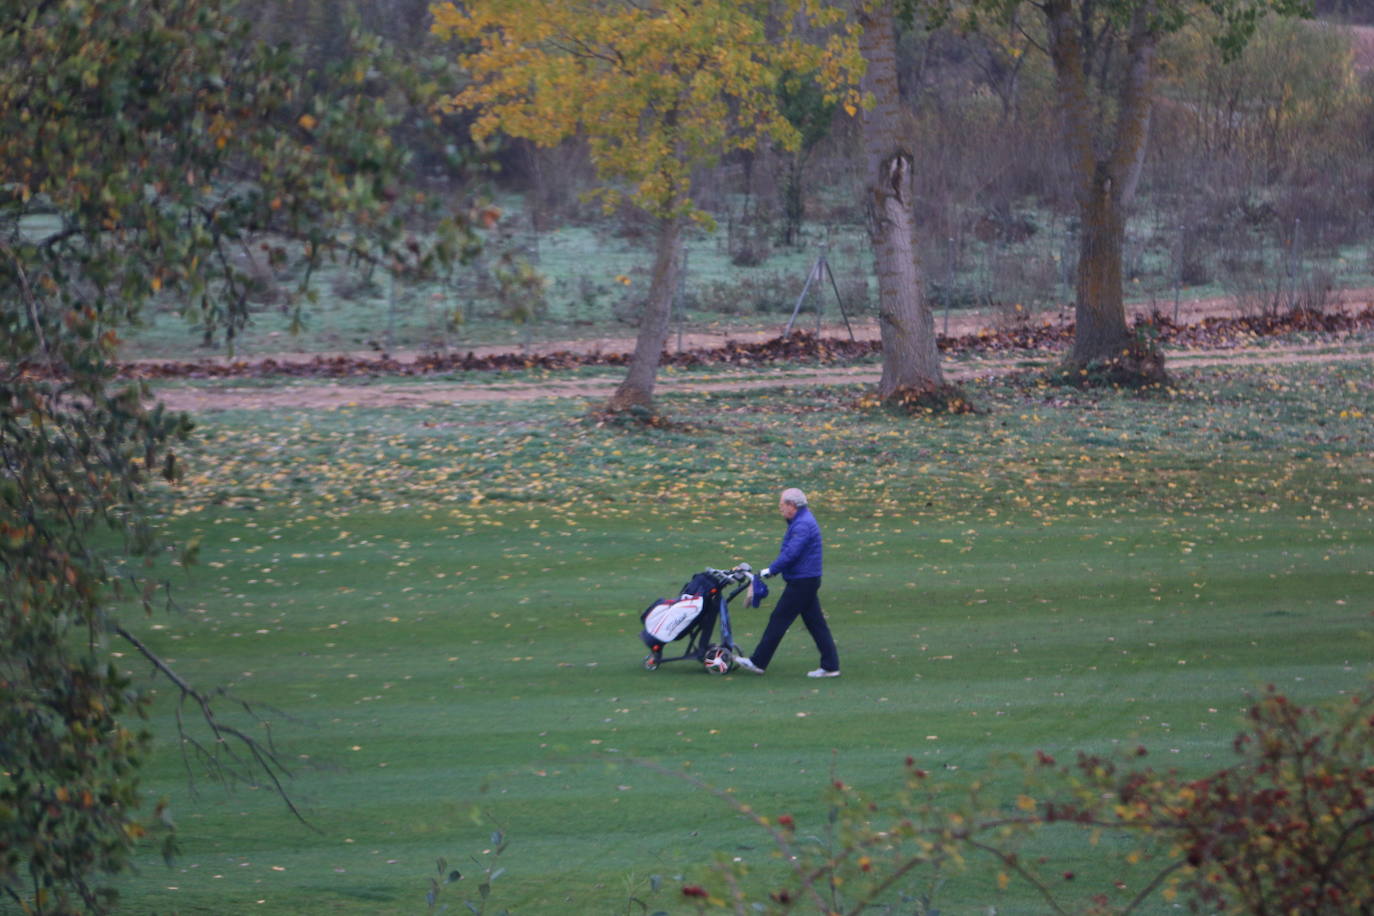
[{"xmin": 642, "ymin": 596, "xmax": 705, "ymax": 643}]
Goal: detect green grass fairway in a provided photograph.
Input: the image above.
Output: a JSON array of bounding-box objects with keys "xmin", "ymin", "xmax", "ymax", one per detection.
[{"xmin": 109, "ymin": 359, "xmax": 1374, "ymax": 914}]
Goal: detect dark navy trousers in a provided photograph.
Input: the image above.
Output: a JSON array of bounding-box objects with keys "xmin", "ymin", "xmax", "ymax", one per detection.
[{"xmin": 749, "ymin": 577, "xmax": 839, "ymax": 672}]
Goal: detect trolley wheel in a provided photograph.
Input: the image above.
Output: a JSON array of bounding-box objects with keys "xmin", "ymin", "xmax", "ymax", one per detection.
[
  {"xmin": 643, "ymin": 654, "xmax": 660, "ymax": 671},
  {"xmin": 702, "ymin": 645, "xmax": 733, "ymax": 674}
]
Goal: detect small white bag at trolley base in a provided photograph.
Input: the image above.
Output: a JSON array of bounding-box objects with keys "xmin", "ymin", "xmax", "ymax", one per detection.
[{"xmin": 638, "ymin": 564, "xmax": 768, "ymax": 674}]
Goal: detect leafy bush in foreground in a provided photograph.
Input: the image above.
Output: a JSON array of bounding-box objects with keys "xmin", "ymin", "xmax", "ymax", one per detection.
[{"xmin": 684, "ymin": 687, "xmax": 1374, "ymax": 914}]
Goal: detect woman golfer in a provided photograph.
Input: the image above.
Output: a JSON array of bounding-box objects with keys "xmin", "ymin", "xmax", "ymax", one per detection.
[{"xmin": 736, "ymin": 488, "xmax": 841, "ymax": 678}]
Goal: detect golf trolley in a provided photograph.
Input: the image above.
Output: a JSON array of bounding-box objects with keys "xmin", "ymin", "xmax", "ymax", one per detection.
[{"xmin": 638, "ymin": 564, "xmax": 764, "ymax": 674}]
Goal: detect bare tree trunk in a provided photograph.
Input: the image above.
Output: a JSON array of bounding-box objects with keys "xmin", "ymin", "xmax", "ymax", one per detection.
[
  {"xmin": 858, "ymin": 2, "xmax": 944, "ymax": 398},
  {"xmin": 1045, "ymin": 0, "xmax": 1160, "ymax": 372},
  {"xmin": 606, "ymin": 215, "xmax": 683, "ymax": 412},
  {"xmin": 1072, "ymin": 167, "xmax": 1131, "ymax": 364},
  {"xmin": 783, "ymin": 155, "xmax": 804, "ymax": 247}
]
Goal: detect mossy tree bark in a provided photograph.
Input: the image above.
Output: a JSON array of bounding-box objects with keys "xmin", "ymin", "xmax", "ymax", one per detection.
[
  {"xmin": 858, "ymin": 2, "xmax": 945, "ymax": 399},
  {"xmin": 1045, "ymin": 0, "xmax": 1158, "ymax": 370}
]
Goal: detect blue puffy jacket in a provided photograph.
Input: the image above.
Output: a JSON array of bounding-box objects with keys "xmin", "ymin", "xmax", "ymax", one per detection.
[{"xmin": 770, "ymin": 506, "xmax": 823, "ymax": 580}]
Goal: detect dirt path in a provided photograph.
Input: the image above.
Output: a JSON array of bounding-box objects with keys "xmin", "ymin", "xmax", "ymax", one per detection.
[
  {"xmin": 145, "ymin": 287, "xmax": 1374, "ymax": 411},
  {"xmin": 140, "ymin": 290, "xmax": 1374, "ymax": 369},
  {"xmin": 152, "ymin": 339, "xmax": 1374, "ymax": 412}
]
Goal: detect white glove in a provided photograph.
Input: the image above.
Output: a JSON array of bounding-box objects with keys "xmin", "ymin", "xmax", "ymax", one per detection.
[{"xmin": 761, "ymin": 567, "xmax": 772, "ymax": 578}]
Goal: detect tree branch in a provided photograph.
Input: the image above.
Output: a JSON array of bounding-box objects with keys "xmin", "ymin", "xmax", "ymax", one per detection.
[
  {"xmin": 964, "ymin": 835, "xmax": 1073, "ymax": 915},
  {"xmin": 627, "ymin": 755, "xmax": 833, "ymax": 913},
  {"xmin": 0, "ymin": 240, "xmax": 53, "ymax": 368},
  {"xmin": 1122, "ymin": 858, "xmax": 1186, "ymax": 914},
  {"xmin": 114, "ymin": 622, "xmax": 319, "ymax": 831},
  {"xmin": 1105, "ymin": 1, "xmax": 1159, "ymax": 205}
]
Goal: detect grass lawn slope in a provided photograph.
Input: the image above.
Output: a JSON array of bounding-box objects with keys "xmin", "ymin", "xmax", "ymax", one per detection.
[{"xmin": 110, "ymin": 358, "xmax": 1373, "ymax": 914}]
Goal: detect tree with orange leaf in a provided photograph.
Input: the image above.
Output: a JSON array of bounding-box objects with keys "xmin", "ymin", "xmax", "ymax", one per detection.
[{"xmin": 431, "ymin": 0, "xmax": 861, "ymax": 413}]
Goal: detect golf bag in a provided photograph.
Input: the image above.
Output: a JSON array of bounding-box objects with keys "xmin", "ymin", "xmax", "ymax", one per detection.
[{"xmin": 639, "ymin": 566, "xmax": 764, "ymax": 673}]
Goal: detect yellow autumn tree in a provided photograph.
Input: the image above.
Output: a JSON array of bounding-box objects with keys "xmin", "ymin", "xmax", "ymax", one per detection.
[{"xmin": 431, "ymin": 0, "xmax": 860, "ymax": 413}]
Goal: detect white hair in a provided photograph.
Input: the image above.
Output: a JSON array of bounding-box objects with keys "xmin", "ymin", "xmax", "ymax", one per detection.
[{"xmin": 780, "ymin": 487, "xmax": 808, "ymax": 507}]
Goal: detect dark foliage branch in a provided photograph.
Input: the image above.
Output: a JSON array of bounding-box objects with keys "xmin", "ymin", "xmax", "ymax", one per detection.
[
  {"xmin": 112, "ymin": 625, "xmax": 317, "ymax": 831},
  {"xmin": 1, "ymin": 0, "xmax": 485, "ymax": 911}
]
